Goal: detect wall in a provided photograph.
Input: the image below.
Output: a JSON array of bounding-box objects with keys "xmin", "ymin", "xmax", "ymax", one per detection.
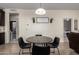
[{"xmin": 4, "ymin": 9, "xmax": 79, "ymax": 43}]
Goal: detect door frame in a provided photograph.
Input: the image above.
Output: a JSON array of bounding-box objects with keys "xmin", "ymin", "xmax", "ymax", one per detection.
[
  {"xmin": 63, "ymin": 18, "xmax": 72, "ymax": 42},
  {"xmin": 9, "ymin": 13, "xmax": 19, "ymax": 43}
]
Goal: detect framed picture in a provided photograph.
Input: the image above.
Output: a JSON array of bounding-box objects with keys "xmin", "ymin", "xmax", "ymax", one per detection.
[
  {"xmin": 74, "ymin": 19, "xmax": 78, "ymax": 30},
  {"xmin": 36, "ymin": 17, "xmax": 49, "ymax": 23}
]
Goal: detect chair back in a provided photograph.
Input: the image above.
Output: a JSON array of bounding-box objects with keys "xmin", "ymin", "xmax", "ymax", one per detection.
[
  {"xmin": 35, "ymin": 34, "xmax": 42, "ymax": 36},
  {"xmin": 18, "ymin": 37, "xmax": 25, "ymax": 48},
  {"xmin": 52, "ymin": 37, "xmax": 60, "ymax": 47}
]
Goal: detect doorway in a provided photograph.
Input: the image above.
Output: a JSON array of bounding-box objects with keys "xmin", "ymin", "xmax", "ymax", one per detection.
[
  {"xmin": 9, "ymin": 13, "xmax": 19, "ymax": 43},
  {"xmin": 64, "ymin": 18, "xmax": 71, "ymax": 42},
  {"xmin": 10, "ymin": 21, "xmax": 16, "ymax": 40}
]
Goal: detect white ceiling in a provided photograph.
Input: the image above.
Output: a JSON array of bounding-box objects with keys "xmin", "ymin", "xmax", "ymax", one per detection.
[{"xmin": 0, "ymin": 3, "xmax": 79, "ymax": 10}]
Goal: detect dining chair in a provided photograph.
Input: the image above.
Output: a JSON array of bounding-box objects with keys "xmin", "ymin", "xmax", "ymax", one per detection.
[
  {"xmin": 49, "ymin": 37, "xmax": 60, "ymax": 55},
  {"xmin": 18, "ymin": 37, "xmax": 31, "ymax": 55},
  {"xmin": 35, "ymin": 34, "xmax": 42, "ymax": 36}
]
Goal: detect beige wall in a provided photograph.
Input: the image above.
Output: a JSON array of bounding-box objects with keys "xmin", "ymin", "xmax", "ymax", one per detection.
[{"xmin": 4, "ymin": 9, "xmax": 79, "ymax": 43}]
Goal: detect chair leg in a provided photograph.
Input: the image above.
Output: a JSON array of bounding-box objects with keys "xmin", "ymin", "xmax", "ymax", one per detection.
[
  {"xmin": 29, "ymin": 48, "xmax": 31, "ymax": 54},
  {"xmin": 19, "ymin": 49, "xmax": 21, "ymax": 55},
  {"xmin": 53, "ymin": 48, "xmax": 55, "ymax": 53},
  {"xmin": 19, "ymin": 49, "xmax": 22, "ymax": 55},
  {"xmin": 50, "ymin": 48, "xmax": 55, "ymax": 53},
  {"xmin": 21, "ymin": 49, "xmax": 23, "ymax": 54},
  {"xmin": 19, "ymin": 48, "xmax": 32, "ymax": 55},
  {"xmin": 57, "ymin": 48, "xmax": 60, "ymax": 55}
]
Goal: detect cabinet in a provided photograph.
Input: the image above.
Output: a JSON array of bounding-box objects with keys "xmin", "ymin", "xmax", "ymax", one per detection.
[
  {"xmin": 0, "ymin": 9, "xmax": 5, "ymax": 26},
  {"xmin": 0, "ymin": 33, "xmax": 5, "ymax": 44},
  {"xmin": 0, "ymin": 9, "xmax": 5, "ymax": 45}
]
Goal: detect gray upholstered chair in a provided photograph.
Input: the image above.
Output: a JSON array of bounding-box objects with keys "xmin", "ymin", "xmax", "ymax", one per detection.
[
  {"xmin": 18, "ymin": 37, "xmax": 31, "ymax": 54},
  {"xmin": 49, "ymin": 37, "xmax": 60, "ymax": 54}
]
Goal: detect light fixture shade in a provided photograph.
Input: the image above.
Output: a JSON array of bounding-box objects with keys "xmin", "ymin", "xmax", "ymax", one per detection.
[{"xmin": 35, "ymin": 8, "xmax": 46, "ymax": 15}]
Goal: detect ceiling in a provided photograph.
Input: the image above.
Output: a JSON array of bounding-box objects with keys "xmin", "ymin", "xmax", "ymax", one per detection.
[{"xmin": 0, "ymin": 3, "xmax": 79, "ymax": 10}]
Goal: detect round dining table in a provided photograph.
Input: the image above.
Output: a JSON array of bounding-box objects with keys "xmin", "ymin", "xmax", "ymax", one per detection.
[
  {"xmin": 26, "ymin": 36, "xmax": 52, "ymax": 54},
  {"xmin": 26, "ymin": 36, "xmax": 52, "ymax": 47}
]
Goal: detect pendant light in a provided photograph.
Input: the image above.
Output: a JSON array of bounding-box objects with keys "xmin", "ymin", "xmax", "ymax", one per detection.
[{"xmin": 35, "ymin": 3, "xmax": 46, "ymax": 15}]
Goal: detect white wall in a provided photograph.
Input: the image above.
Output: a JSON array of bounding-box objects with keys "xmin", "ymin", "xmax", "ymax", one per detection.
[{"xmin": 4, "ymin": 9, "xmax": 79, "ymax": 43}]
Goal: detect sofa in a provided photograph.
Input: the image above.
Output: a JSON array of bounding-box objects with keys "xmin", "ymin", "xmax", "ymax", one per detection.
[{"xmin": 66, "ymin": 32, "xmax": 79, "ymax": 54}]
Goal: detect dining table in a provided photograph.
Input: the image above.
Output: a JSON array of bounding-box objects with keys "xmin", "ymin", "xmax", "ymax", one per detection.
[{"xmin": 26, "ymin": 36, "xmax": 52, "ymax": 47}]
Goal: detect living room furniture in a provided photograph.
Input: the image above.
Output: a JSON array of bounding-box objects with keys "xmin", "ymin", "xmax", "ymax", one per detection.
[
  {"xmin": 0, "ymin": 9, "xmax": 5, "ymax": 45},
  {"xmin": 18, "ymin": 37, "xmax": 31, "ymax": 54},
  {"xmin": 0, "ymin": 9, "xmax": 5, "ymax": 26},
  {"xmin": 66, "ymin": 32, "xmax": 79, "ymax": 54},
  {"xmin": 49, "ymin": 37, "xmax": 60, "ymax": 54},
  {"xmin": 0, "ymin": 32, "xmax": 5, "ymax": 44}
]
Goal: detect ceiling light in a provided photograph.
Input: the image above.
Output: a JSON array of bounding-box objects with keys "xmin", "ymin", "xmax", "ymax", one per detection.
[{"xmin": 35, "ymin": 3, "xmax": 46, "ymax": 15}]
